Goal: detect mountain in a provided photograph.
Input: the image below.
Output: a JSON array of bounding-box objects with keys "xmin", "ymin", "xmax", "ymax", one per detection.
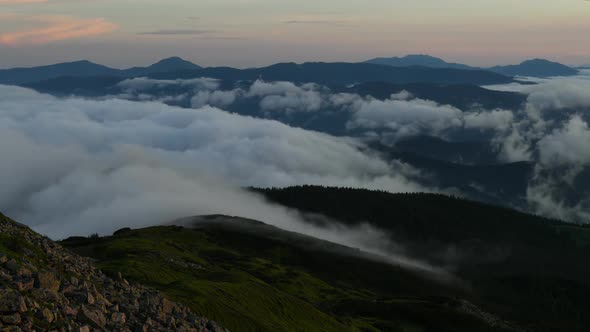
[
  {"xmin": 0, "ymin": 60, "xmax": 120, "ymax": 85},
  {"xmin": 2, "ymin": 59, "xmax": 513, "ymax": 87},
  {"xmin": 59, "ymin": 189, "xmax": 590, "ymax": 332},
  {"xmin": 0, "ymin": 57, "xmax": 202, "ymax": 85},
  {"xmin": 62, "ymin": 214, "xmax": 522, "ymax": 332},
  {"xmin": 6, "ymin": 187, "xmax": 590, "ymax": 331},
  {"xmin": 258, "ymin": 186, "xmax": 590, "ymax": 331},
  {"xmin": 364, "ymin": 56, "xmax": 580, "ymax": 78},
  {"xmin": 122, "ymin": 56, "xmax": 202, "ymax": 77},
  {"xmin": 365, "ymin": 55, "xmax": 476, "ymax": 70},
  {"xmin": 490, "ymin": 59, "xmax": 579, "ymax": 77},
  {"xmin": 0, "ymin": 212, "xmax": 226, "ymax": 331},
  {"xmin": 148, "ymin": 62, "xmax": 514, "ymax": 85}
]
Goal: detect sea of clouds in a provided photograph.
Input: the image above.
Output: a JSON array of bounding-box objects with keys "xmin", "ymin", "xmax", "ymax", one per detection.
[
  {"xmin": 111, "ymin": 70, "xmax": 590, "ymax": 222},
  {"xmin": 1, "ymin": 69, "xmax": 589, "ymax": 256},
  {"xmin": 0, "ymin": 84, "xmax": 448, "ymax": 272}
]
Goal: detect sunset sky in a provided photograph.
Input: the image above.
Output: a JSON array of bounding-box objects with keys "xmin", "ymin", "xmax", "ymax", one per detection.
[{"xmin": 1, "ymin": 0, "xmax": 589, "ymax": 68}]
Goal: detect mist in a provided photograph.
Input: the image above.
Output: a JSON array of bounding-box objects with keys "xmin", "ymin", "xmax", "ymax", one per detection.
[{"xmin": 0, "ymin": 85, "xmax": 446, "ymax": 273}]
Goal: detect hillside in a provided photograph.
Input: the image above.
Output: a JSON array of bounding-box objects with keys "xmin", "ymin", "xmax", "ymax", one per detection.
[
  {"xmin": 5, "ymin": 189, "xmax": 590, "ymax": 331},
  {"xmin": 0, "ymin": 213, "xmax": 225, "ymax": 331},
  {"xmin": 257, "ymin": 187, "xmax": 590, "ymax": 331},
  {"xmin": 62, "ymin": 215, "xmax": 522, "ymax": 332}
]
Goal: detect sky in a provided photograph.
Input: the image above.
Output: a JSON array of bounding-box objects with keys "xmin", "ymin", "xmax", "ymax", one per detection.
[{"xmin": 0, "ymin": 0, "xmax": 589, "ymax": 68}]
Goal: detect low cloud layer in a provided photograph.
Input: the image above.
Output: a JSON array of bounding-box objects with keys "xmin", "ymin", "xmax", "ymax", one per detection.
[
  {"xmin": 7, "ymin": 69, "xmax": 590, "ymax": 235},
  {"xmin": 108, "ymin": 74, "xmax": 590, "ymax": 223},
  {"xmin": 0, "ymin": 85, "xmax": 441, "ymax": 272}
]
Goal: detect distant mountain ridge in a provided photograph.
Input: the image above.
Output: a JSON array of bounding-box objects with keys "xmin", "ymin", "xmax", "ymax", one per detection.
[
  {"xmin": 364, "ymin": 55, "xmax": 579, "ymax": 78},
  {"xmin": 147, "ymin": 62, "xmax": 514, "ymax": 85},
  {"xmin": 365, "ymin": 54, "xmax": 477, "ymax": 70},
  {"xmin": 489, "ymin": 59, "xmax": 579, "ymax": 77},
  {"xmin": 1, "ymin": 56, "xmax": 578, "ymax": 86},
  {"xmin": 0, "ymin": 57, "xmax": 202, "ymax": 85}
]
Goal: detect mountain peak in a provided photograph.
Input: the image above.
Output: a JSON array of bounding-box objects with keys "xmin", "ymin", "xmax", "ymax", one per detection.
[
  {"xmin": 491, "ymin": 58, "xmax": 578, "ymax": 77},
  {"xmin": 149, "ymin": 56, "xmax": 201, "ymax": 70}
]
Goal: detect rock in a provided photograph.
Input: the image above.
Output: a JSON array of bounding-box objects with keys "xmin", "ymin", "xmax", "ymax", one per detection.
[
  {"xmin": 0, "ymin": 214, "xmax": 228, "ymax": 332},
  {"xmin": 0, "ymin": 290, "xmax": 27, "ymax": 313},
  {"xmin": 14, "ymin": 279, "xmax": 34, "ymax": 292},
  {"xmin": 161, "ymin": 298, "xmax": 177, "ymax": 314},
  {"xmin": 0, "ymin": 314, "xmax": 21, "ymax": 325},
  {"xmin": 30, "ymin": 288, "xmax": 59, "ymax": 303},
  {"xmin": 4, "ymin": 260, "xmax": 19, "ymax": 273},
  {"xmin": 16, "ymin": 267, "xmax": 32, "ymax": 279},
  {"xmin": 0, "ymin": 326, "xmax": 22, "ymax": 332},
  {"xmin": 86, "ymin": 292, "xmax": 95, "ymax": 305},
  {"xmin": 64, "ymin": 306, "xmax": 78, "ymax": 317},
  {"xmin": 36, "ymin": 308, "xmax": 55, "ymax": 324},
  {"xmin": 0, "ymin": 270, "xmax": 11, "ymax": 282},
  {"xmin": 35, "ymin": 271, "xmax": 61, "ymax": 293},
  {"xmin": 77, "ymin": 306, "xmax": 106, "ymax": 329},
  {"xmin": 111, "ymin": 312, "xmax": 126, "ymax": 325}
]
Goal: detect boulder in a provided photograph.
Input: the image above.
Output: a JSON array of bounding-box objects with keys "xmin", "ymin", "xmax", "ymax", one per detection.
[
  {"xmin": 0, "ymin": 290, "xmax": 27, "ymax": 313},
  {"xmin": 0, "ymin": 314, "xmax": 21, "ymax": 325},
  {"xmin": 77, "ymin": 305, "xmax": 106, "ymax": 329},
  {"xmin": 111, "ymin": 312, "xmax": 126, "ymax": 325},
  {"xmin": 35, "ymin": 271, "xmax": 61, "ymax": 293},
  {"xmin": 36, "ymin": 308, "xmax": 55, "ymax": 324}
]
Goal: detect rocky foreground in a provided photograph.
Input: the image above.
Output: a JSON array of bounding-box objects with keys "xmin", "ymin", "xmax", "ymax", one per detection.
[{"xmin": 0, "ymin": 213, "xmax": 227, "ymax": 332}]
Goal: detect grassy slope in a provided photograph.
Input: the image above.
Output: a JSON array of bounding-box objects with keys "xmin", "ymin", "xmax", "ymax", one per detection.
[{"xmin": 62, "ymin": 221, "xmax": 509, "ymax": 332}]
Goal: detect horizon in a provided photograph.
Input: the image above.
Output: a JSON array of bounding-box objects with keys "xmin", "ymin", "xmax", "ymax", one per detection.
[
  {"xmin": 1, "ymin": 0, "xmax": 589, "ymax": 68},
  {"xmin": 0, "ymin": 53, "xmax": 587, "ymax": 70}
]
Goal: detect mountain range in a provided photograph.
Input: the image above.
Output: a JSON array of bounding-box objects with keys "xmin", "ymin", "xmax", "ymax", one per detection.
[
  {"xmin": 365, "ymin": 55, "xmax": 579, "ymax": 77},
  {"xmin": 0, "ymin": 57, "xmax": 201, "ymax": 85},
  {"xmin": 0, "ymin": 55, "xmax": 579, "ymax": 88}
]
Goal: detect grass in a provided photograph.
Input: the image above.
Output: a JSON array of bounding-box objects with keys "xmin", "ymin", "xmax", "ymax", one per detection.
[{"xmin": 62, "ymin": 223, "xmax": 510, "ymax": 332}]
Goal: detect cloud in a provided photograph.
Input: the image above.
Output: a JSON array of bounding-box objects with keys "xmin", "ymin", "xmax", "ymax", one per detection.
[
  {"xmin": 191, "ymin": 90, "xmax": 239, "ymax": 108},
  {"xmin": 0, "ymin": 85, "xmax": 438, "ymax": 273},
  {"xmin": 485, "ymin": 71, "xmax": 590, "ymax": 222},
  {"xmin": 347, "ymin": 95, "xmax": 464, "ymax": 141},
  {"xmin": 0, "ymin": 0, "xmax": 47, "ymax": 3},
  {"xmin": 537, "ymin": 115, "xmax": 590, "ymax": 167},
  {"xmin": 137, "ymin": 29, "xmax": 217, "ymax": 36},
  {"xmin": 117, "ymin": 77, "xmax": 220, "ymax": 91},
  {"xmin": 464, "ymin": 110, "xmax": 514, "ymax": 131},
  {"xmin": 283, "ymin": 20, "xmax": 356, "ymax": 28},
  {"xmin": 0, "ymin": 15, "xmax": 117, "ymax": 46}
]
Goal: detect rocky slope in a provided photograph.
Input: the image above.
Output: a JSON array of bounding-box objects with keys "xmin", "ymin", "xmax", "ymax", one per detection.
[{"xmin": 0, "ymin": 212, "xmax": 226, "ymax": 332}]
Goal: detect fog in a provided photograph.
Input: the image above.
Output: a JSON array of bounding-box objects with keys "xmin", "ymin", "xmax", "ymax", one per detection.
[{"xmin": 0, "ymin": 85, "xmax": 446, "ymax": 272}]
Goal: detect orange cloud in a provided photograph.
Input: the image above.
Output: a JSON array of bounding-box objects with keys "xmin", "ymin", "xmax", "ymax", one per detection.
[{"xmin": 0, "ymin": 15, "xmax": 117, "ymax": 45}]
